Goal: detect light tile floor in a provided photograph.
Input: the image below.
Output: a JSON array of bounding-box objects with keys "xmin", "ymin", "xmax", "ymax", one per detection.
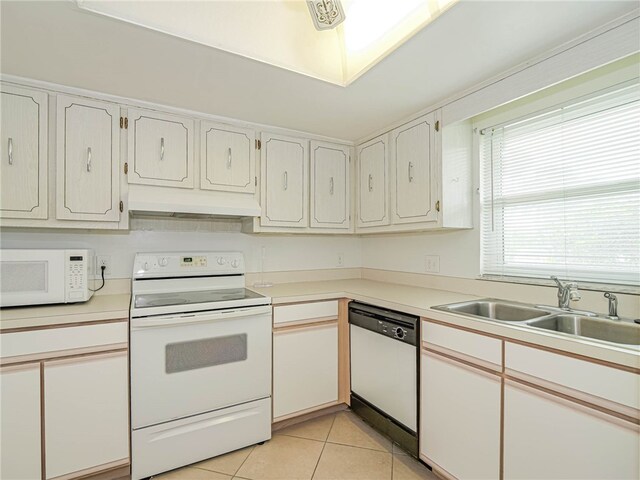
[{"xmin": 155, "ymin": 411, "xmax": 438, "ymax": 480}]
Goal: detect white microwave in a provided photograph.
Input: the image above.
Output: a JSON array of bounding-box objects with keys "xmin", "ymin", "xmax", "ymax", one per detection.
[{"xmin": 0, "ymin": 249, "xmax": 95, "ymax": 307}]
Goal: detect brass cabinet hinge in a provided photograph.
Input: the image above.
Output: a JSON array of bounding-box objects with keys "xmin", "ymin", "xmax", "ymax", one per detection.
[
  {"xmin": 435, "ymin": 120, "xmax": 440, "ymax": 132},
  {"xmin": 124, "ymin": 162, "xmax": 128, "ymax": 175},
  {"xmin": 255, "ymin": 176, "xmax": 258, "ymax": 187},
  {"xmin": 435, "ymin": 200, "xmax": 441, "ymax": 212},
  {"xmin": 120, "ymin": 117, "xmax": 128, "ymax": 129},
  {"xmin": 119, "ymin": 201, "xmax": 124, "ymax": 213},
  {"xmin": 255, "ymin": 139, "xmax": 261, "ymax": 150}
]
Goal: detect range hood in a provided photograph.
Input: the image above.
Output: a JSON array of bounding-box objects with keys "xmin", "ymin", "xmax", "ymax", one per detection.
[{"xmin": 127, "ymin": 185, "xmax": 261, "ymax": 219}]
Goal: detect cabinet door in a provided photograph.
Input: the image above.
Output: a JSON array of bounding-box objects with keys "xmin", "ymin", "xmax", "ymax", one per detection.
[
  {"xmin": 45, "ymin": 351, "xmax": 129, "ymax": 479},
  {"xmin": 356, "ymin": 136, "xmax": 389, "ymax": 228},
  {"xmin": 128, "ymin": 108, "xmax": 194, "ymax": 188},
  {"xmin": 310, "ymin": 141, "xmax": 350, "ymax": 229},
  {"xmin": 504, "ymin": 381, "xmax": 639, "ymax": 480},
  {"xmin": 273, "ymin": 324, "xmax": 338, "ymax": 419},
  {"xmin": 391, "ymin": 113, "xmax": 438, "ymax": 224},
  {"xmin": 201, "ymin": 122, "xmax": 255, "ymax": 193},
  {"xmin": 260, "ymin": 132, "xmax": 308, "ymax": 227},
  {"xmin": 0, "ymin": 84, "xmax": 48, "ymax": 219},
  {"xmin": 0, "ymin": 364, "xmax": 42, "ymax": 480},
  {"xmin": 56, "ymin": 95, "xmax": 120, "ymax": 222},
  {"xmin": 420, "ymin": 351, "xmax": 501, "ymax": 479}
]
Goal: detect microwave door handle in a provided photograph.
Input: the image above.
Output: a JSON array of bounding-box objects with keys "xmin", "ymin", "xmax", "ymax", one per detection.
[{"xmin": 131, "ymin": 306, "xmax": 271, "ymax": 329}]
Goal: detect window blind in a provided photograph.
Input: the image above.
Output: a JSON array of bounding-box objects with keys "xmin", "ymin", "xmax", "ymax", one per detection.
[{"xmin": 481, "ymin": 82, "xmax": 640, "ymax": 286}]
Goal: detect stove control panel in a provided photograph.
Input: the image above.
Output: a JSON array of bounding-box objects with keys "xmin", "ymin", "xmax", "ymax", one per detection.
[{"xmin": 133, "ymin": 252, "xmax": 245, "ymax": 278}]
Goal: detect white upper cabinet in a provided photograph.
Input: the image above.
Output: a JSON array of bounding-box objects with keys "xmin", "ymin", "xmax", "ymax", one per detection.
[
  {"xmin": 128, "ymin": 108, "xmax": 194, "ymax": 189},
  {"xmin": 201, "ymin": 122, "xmax": 255, "ymax": 193},
  {"xmin": 56, "ymin": 95, "xmax": 120, "ymax": 222},
  {"xmin": 0, "ymin": 84, "xmax": 48, "ymax": 219},
  {"xmin": 356, "ymin": 136, "xmax": 389, "ymax": 228},
  {"xmin": 260, "ymin": 132, "xmax": 308, "ymax": 228},
  {"xmin": 391, "ymin": 112, "xmax": 438, "ymax": 224},
  {"xmin": 310, "ymin": 141, "xmax": 350, "ymax": 229}
]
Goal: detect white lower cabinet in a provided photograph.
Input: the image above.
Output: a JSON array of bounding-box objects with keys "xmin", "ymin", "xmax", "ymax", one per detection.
[
  {"xmin": 0, "ymin": 364, "xmax": 42, "ymax": 480},
  {"xmin": 420, "ymin": 350, "xmax": 501, "ymax": 479},
  {"xmin": 44, "ymin": 351, "xmax": 129, "ymax": 479},
  {"xmin": 504, "ymin": 380, "xmax": 639, "ymax": 480},
  {"xmin": 273, "ymin": 323, "xmax": 338, "ymax": 419}
]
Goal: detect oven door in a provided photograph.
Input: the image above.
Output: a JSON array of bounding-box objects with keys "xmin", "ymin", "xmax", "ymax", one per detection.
[
  {"xmin": 130, "ymin": 305, "xmax": 272, "ymax": 429},
  {"xmin": 0, "ymin": 250, "xmax": 65, "ymax": 307}
]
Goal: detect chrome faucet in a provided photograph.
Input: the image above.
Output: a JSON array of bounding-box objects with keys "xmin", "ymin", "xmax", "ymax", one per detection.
[
  {"xmin": 604, "ymin": 292, "xmax": 619, "ymax": 320},
  {"xmin": 551, "ymin": 276, "xmax": 580, "ymax": 310}
]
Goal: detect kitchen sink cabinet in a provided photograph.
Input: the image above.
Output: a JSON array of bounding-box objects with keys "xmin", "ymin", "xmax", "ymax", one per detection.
[
  {"xmin": 127, "ymin": 108, "xmax": 194, "ymax": 189},
  {"xmin": 420, "ymin": 331, "xmax": 501, "ymax": 479},
  {"xmin": 200, "ymin": 121, "xmax": 256, "ymax": 194},
  {"xmin": 504, "ymin": 380, "xmax": 639, "ymax": 480},
  {"xmin": 0, "ymin": 84, "xmax": 48, "ymax": 220},
  {"xmin": 44, "ymin": 351, "xmax": 129, "ymax": 479},
  {"xmin": 273, "ymin": 322, "xmax": 339, "ymax": 420},
  {"xmin": 0, "ymin": 364, "xmax": 42, "ymax": 480},
  {"xmin": 56, "ymin": 95, "xmax": 121, "ymax": 222}
]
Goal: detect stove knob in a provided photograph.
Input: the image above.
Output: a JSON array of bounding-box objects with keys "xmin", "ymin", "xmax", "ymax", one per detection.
[
  {"xmin": 142, "ymin": 262, "xmax": 150, "ymax": 271},
  {"xmin": 217, "ymin": 257, "xmax": 226, "ymax": 265},
  {"xmin": 158, "ymin": 257, "xmax": 168, "ymax": 267},
  {"xmin": 231, "ymin": 259, "xmax": 239, "ymax": 268},
  {"xmin": 394, "ymin": 327, "xmax": 405, "ymax": 340}
]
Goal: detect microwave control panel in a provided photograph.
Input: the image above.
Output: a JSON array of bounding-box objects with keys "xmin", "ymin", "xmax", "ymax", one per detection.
[{"xmin": 67, "ymin": 254, "xmax": 88, "ymax": 300}]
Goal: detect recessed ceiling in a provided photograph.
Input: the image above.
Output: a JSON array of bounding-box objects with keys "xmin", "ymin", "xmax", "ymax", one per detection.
[
  {"xmin": 1, "ymin": 1, "xmax": 637, "ymax": 141},
  {"xmin": 75, "ymin": 0, "xmax": 458, "ymax": 86}
]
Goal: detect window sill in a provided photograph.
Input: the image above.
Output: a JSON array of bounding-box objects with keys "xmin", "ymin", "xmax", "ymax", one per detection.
[{"xmin": 479, "ymin": 275, "xmax": 640, "ymax": 296}]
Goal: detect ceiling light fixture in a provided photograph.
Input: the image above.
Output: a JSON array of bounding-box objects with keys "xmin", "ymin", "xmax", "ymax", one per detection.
[{"xmin": 306, "ymin": 0, "xmax": 346, "ymax": 31}]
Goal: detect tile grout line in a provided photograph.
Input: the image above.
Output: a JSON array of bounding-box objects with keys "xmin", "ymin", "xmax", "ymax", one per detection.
[
  {"xmin": 310, "ymin": 414, "xmax": 338, "ymax": 480},
  {"xmin": 232, "ymin": 445, "xmax": 257, "ymax": 478}
]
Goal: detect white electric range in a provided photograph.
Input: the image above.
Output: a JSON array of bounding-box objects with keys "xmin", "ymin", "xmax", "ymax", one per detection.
[{"xmin": 129, "ymin": 252, "xmax": 272, "ymax": 480}]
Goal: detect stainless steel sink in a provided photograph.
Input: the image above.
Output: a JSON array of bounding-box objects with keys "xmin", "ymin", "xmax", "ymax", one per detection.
[
  {"xmin": 432, "ymin": 299, "xmax": 553, "ymax": 322},
  {"xmin": 527, "ymin": 315, "xmax": 640, "ymax": 346}
]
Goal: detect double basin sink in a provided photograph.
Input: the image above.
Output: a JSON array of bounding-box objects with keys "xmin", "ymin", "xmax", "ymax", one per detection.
[{"xmin": 432, "ymin": 299, "xmax": 640, "ymax": 347}]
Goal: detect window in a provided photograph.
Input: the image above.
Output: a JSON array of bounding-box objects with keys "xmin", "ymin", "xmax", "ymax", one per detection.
[{"xmin": 481, "ymin": 82, "xmax": 640, "ymax": 287}]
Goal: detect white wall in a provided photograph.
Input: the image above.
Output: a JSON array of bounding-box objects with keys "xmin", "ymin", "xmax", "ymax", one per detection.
[{"xmin": 0, "ymin": 225, "xmax": 362, "ymax": 279}]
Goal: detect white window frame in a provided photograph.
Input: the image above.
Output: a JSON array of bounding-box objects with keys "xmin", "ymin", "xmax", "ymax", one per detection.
[{"xmin": 474, "ymin": 68, "xmax": 640, "ymax": 294}]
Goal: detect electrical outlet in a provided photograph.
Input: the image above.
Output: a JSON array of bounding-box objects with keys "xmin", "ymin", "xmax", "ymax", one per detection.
[
  {"xmin": 337, "ymin": 253, "xmax": 344, "ymax": 267},
  {"xmin": 424, "ymin": 255, "xmax": 440, "ymax": 273},
  {"xmin": 96, "ymin": 255, "xmax": 111, "ymax": 276}
]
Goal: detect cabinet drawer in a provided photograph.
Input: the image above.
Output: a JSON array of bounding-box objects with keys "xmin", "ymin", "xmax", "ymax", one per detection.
[
  {"xmin": 1, "ymin": 321, "xmax": 128, "ymax": 360},
  {"xmin": 505, "ymin": 342, "xmax": 639, "ymax": 412},
  {"xmin": 422, "ymin": 321, "xmax": 502, "ymax": 371},
  {"xmin": 273, "ymin": 300, "xmax": 339, "ymax": 326}
]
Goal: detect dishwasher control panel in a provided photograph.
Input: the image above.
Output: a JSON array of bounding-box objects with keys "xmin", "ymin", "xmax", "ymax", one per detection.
[{"xmin": 348, "ymin": 301, "xmax": 418, "ymax": 346}]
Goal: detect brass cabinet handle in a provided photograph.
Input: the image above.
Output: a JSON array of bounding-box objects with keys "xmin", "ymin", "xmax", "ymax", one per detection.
[
  {"xmin": 368, "ymin": 174, "xmax": 373, "ymax": 192},
  {"xmin": 227, "ymin": 147, "xmax": 232, "ymax": 169},
  {"xmin": 330, "ymin": 177, "xmax": 334, "ymax": 195},
  {"xmin": 283, "ymin": 171, "xmax": 288, "ymax": 191},
  {"xmin": 408, "ymin": 162, "xmax": 414, "ymax": 183},
  {"xmin": 160, "ymin": 137, "xmax": 165, "ymax": 160}
]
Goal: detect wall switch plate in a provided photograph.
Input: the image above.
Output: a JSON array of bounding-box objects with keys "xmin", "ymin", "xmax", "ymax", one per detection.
[
  {"xmin": 424, "ymin": 255, "xmax": 440, "ymax": 273},
  {"xmin": 96, "ymin": 255, "xmax": 111, "ymax": 276},
  {"xmin": 337, "ymin": 253, "xmax": 344, "ymax": 267}
]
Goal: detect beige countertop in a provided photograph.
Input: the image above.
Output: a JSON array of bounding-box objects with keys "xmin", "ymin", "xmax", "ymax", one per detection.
[
  {"xmin": 0, "ymin": 294, "xmax": 131, "ymax": 331},
  {"xmin": 251, "ymin": 279, "xmax": 640, "ymax": 370}
]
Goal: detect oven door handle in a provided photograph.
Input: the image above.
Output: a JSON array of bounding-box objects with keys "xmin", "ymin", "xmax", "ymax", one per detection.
[{"xmin": 131, "ymin": 305, "xmax": 272, "ymax": 329}]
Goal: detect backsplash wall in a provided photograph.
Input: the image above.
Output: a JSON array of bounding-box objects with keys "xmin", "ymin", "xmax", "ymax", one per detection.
[{"xmin": 0, "ymin": 222, "xmax": 362, "ymax": 279}]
